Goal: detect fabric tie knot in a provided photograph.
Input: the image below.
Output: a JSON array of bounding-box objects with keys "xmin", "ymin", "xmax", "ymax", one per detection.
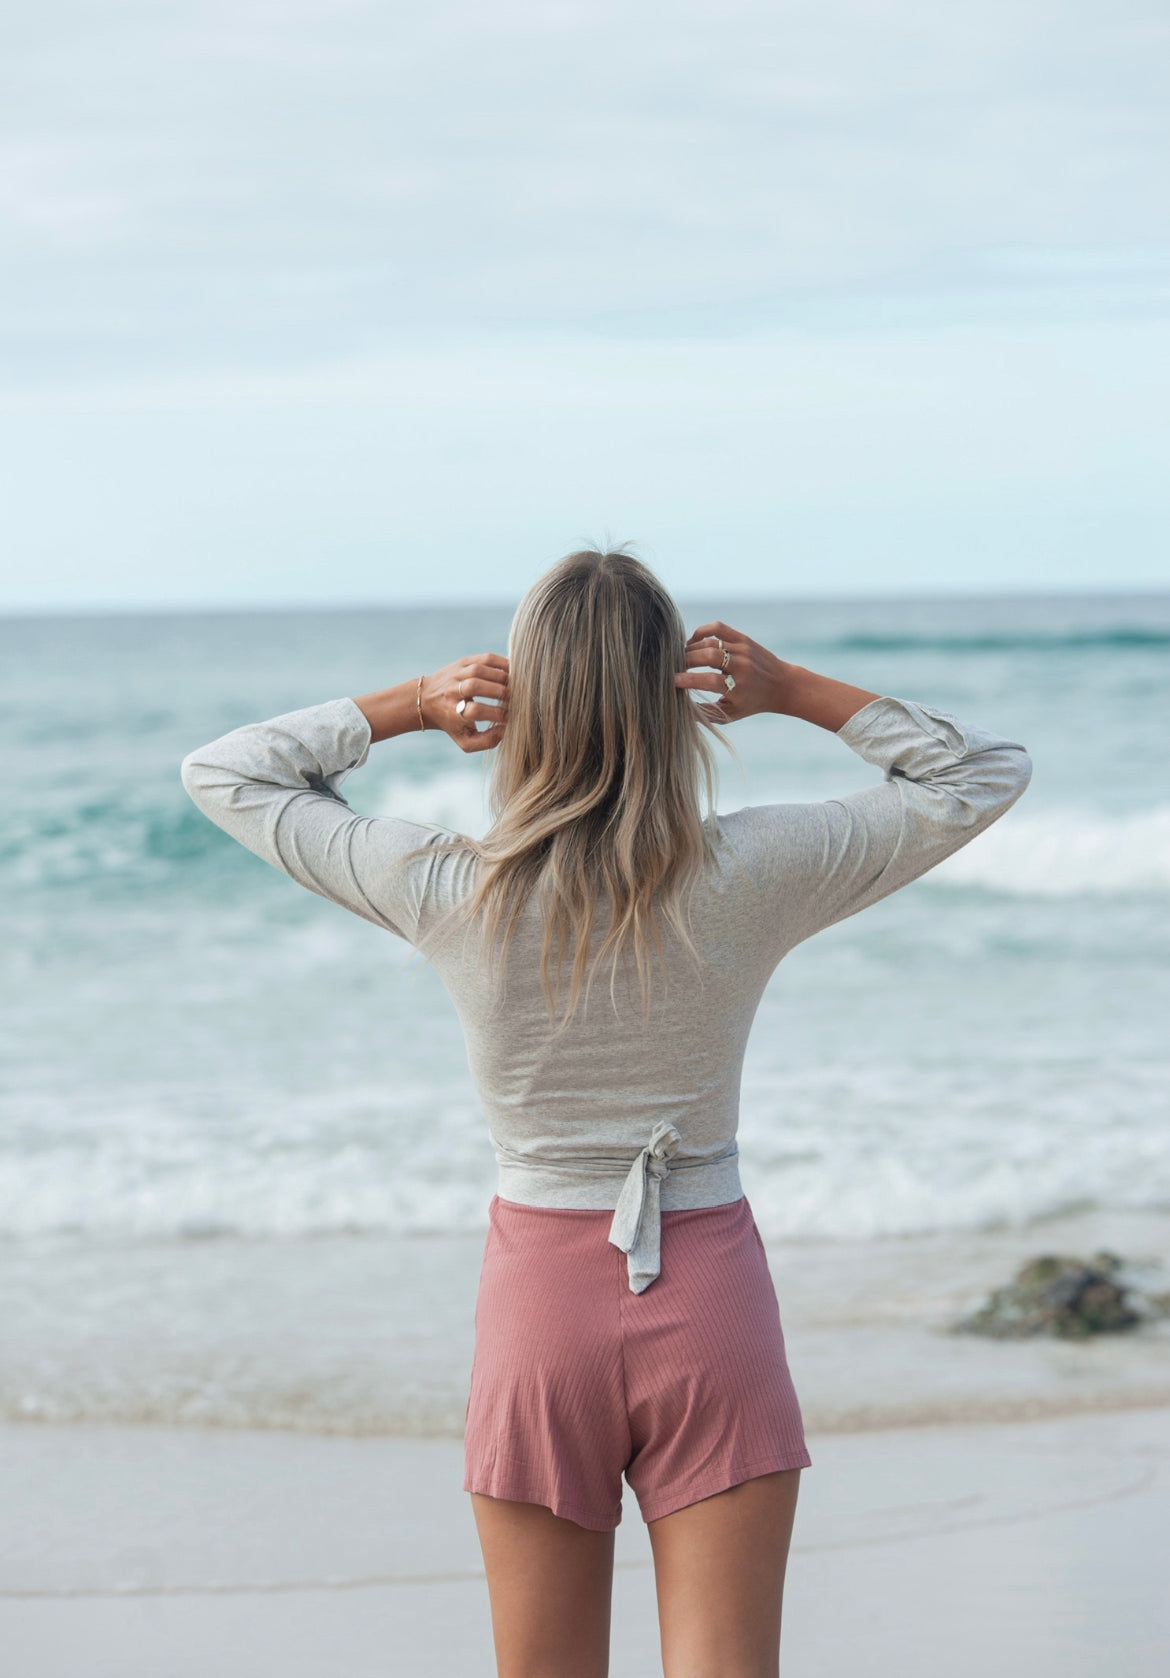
[{"xmin": 607, "ymin": 1120, "xmax": 683, "ymax": 1293}]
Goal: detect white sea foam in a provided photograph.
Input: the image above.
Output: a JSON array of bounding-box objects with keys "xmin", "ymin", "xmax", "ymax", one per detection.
[
  {"xmin": 5, "ymin": 1050, "xmax": 1168, "ymax": 1243},
  {"xmin": 6, "ymin": 745, "xmax": 1165, "ymax": 901},
  {"xmin": 366, "ymin": 771, "xmax": 1170, "ymax": 899},
  {"xmin": 5, "ymin": 1143, "xmax": 1164, "ymax": 1245},
  {"xmin": 934, "ymin": 805, "xmax": 1170, "ymax": 897},
  {"xmin": 367, "ymin": 767, "xmax": 492, "ymax": 838}
]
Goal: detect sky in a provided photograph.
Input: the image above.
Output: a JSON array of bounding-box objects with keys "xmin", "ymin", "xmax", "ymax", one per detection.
[{"xmin": 2, "ymin": 0, "xmax": 1169, "ymax": 609}]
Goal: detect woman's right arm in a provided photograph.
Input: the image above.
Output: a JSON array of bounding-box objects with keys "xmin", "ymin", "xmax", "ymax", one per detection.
[{"xmin": 679, "ymin": 620, "xmax": 1033, "ymax": 943}]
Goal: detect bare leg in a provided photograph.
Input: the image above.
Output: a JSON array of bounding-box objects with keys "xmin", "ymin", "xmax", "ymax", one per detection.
[
  {"xmin": 471, "ymin": 1493, "xmax": 616, "ymax": 1678},
  {"xmin": 648, "ymin": 1469, "xmax": 802, "ymax": 1678}
]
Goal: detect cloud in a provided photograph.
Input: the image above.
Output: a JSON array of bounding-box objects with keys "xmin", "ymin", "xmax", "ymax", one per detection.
[
  {"xmin": 2, "ymin": 2, "xmax": 1168, "ymax": 604},
  {"xmin": 3, "ymin": 312, "xmax": 1167, "ymax": 606},
  {"xmin": 3, "ymin": 0, "xmax": 1169, "ymax": 382}
]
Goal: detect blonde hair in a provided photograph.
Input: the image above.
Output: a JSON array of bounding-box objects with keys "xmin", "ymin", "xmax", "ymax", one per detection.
[{"xmin": 460, "ymin": 548, "xmax": 718, "ymax": 1020}]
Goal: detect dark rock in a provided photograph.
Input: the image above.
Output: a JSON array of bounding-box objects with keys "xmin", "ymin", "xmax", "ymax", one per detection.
[{"xmin": 955, "ymin": 1251, "xmax": 1151, "ymax": 1340}]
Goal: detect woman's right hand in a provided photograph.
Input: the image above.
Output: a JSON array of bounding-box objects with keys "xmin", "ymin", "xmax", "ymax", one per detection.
[
  {"xmin": 675, "ymin": 621, "xmax": 791, "ymax": 724},
  {"xmin": 677, "ymin": 622, "xmax": 880, "ymax": 733}
]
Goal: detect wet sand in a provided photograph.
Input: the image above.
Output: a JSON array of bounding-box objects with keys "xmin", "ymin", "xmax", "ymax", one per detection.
[
  {"xmin": 5, "ymin": 1207, "xmax": 1169, "ymax": 1436},
  {"xmin": 3, "ymin": 1207, "xmax": 1168, "ymax": 1673},
  {"xmin": 2, "ymin": 1407, "xmax": 1168, "ymax": 1677}
]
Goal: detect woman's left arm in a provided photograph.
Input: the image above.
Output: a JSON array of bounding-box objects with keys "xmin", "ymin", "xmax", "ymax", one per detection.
[
  {"xmin": 354, "ymin": 655, "xmax": 508, "ymax": 746},
  {"xmin": 180, "ymin": 655, "xmax": 508, "ymax": 937}
]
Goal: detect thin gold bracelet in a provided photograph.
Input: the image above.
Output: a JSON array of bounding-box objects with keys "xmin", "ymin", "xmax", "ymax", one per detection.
[{"xmin": 415, "ymin": 676, "xmax": 426, "ymax": 731}]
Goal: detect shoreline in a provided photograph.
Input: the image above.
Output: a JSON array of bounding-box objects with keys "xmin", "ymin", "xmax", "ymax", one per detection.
[
  {"xmin": 3, "ymin": 1206, "xmax": 1168, "ymax": 1440},
  {"xmin": 5, "ymin": 1378, "xmax": 1170, "ymax": 1443}
]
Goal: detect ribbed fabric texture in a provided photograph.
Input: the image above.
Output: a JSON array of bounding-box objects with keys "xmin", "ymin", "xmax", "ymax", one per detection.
[{"xmin": 463, "ymin": 1196, "xmax": 811, "ymax": 1530}]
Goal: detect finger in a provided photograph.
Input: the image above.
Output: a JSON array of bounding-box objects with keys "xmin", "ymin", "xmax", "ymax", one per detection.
[
  {"xmin": 683, "ymin": 643, "xmax": 737, "ymax": 670},
  {"xmin": 464, "ymin": 653, "xmax": 509, "ymax": 675},
  {"xmin": 454, "ymin": 700, "xmax": 506, "ymax": 724},
  {"xmin": 686, "ymin": 621, "xmax": 743, "ymax": 646},
  {"xmin": 455, "ymin": 677, "xmax": 508, "ymax": 703},
  {"xmin": 684, "ymin": 643, "xmax": 743, "ymax": 671},
  {"xmin": 460, "ymin": 721, "xmax": 506, "ymax": 753},
  {"xmin": 674, "ymin": 671, "xmax": 730, "ymax": 692},
  {"xmin": 461, "ymin": 658, "xmax": 508, "ymax": 684}
]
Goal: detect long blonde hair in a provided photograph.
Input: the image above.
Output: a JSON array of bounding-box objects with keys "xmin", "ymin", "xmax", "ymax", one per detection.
[{"xmin": 461, "ymin": 548, "xmax": 718, "ymax": 1019}]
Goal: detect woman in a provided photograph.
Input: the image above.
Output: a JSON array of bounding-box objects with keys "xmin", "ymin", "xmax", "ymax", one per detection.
[{"xmin": 182, "ymin": 549, "xmax": 1030, "ymax": 1677}]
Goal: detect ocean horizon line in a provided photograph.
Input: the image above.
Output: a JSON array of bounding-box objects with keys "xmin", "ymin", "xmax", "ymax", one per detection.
[{"xmin": 3, "ymin": 584, "xmax": 1169, "ymax": 623}]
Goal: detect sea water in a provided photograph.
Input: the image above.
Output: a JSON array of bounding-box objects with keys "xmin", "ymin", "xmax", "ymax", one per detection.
[{"xmin": 2, "ymin": 594, "xmax": 1168, "ymax": 1431}]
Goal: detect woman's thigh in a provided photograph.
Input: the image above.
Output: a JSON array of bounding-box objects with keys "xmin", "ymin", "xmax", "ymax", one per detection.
[
  {"xmin": 648, "ymin": 1469, "xmax": 802, "ymax": 1678},
  {"xmin": 471, "ymin": 1493, "xmax": 616, "ymax": 1678}
]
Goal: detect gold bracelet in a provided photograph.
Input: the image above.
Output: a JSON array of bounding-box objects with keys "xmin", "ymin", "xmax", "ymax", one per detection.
[{"xmin": 415, "ymin": 676, "xmax": 426, "ymax": 731}]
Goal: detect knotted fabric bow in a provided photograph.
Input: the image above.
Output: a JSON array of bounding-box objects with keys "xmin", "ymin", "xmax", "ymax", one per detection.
[{"xmin": 607, "ymin": 1120, "xmax": 683, "ymax": 1293}]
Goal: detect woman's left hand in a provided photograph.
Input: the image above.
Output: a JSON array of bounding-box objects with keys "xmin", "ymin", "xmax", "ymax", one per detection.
[
  {"xmin": 420, "ymin": 653, "xmax": 510, "ymax": 752},
  {"xmin": 355, "ymin": 654, "xmax": 509, "ymax": 747}
]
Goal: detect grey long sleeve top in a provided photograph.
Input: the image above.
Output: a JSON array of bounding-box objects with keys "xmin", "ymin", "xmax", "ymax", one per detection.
[{"xmin": 182, "ymin": 697, "xmax": 1031, "ymax": 1289}]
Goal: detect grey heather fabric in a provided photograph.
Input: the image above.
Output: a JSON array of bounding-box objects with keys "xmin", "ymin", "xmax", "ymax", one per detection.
[{"xmin": 181, "ymin": 695, "xmax": 1030, "ymax": 1287}]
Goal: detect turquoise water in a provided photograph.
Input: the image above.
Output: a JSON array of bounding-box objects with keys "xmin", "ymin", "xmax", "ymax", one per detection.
[
  {"xmin": 1, "ymin": 593, "xmax": 1169, "ymax": 1430},
  {"xmin": 3, "ymin": 594, "xmax": 1169, "ymax": 1244}
]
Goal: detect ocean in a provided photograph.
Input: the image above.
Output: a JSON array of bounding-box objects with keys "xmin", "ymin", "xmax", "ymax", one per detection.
[{"xmin": 2, "ymin": 593, "xmax": 1168, "ymax": 1434}]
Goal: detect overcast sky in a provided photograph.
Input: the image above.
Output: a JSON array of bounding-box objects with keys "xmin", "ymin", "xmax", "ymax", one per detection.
[{"xmin": 2, "ymin": 0, "xmax": 1168, "ymax": 609}]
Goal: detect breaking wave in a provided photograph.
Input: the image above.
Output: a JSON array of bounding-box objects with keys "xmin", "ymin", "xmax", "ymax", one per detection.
[
  {"xmin": 836, "ymin": 628, "xmax": 1170, "ymax": 653},
  {"xmin": 934, "ymin": 805, "xmax": 1170, "ymax": 897}
]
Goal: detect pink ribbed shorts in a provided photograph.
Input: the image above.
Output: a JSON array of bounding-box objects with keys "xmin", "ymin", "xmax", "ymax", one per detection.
[{"xmin": 463, "ymin": 1194, "xmax": 810, "ymax": 1531}]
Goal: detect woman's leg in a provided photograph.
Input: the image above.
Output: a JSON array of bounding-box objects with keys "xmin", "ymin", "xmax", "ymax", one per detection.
[
  {"xmin": 471, "ymin": 1493, "xmax": 616, "ymax": 1678},
  {"xmin": 647, "ymin": 1468, "xmax": 802, "ymax": 1678}
]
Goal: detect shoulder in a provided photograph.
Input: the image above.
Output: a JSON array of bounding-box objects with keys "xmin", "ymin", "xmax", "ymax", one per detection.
[
  {"xmin": 705, "ymin": 803, "xmax": 836, "ymax": 899},
  {"xmin": 356, "ymin": 816, "xmax": 475, "ymax": 874},
  {"xmin": 344, "ymin": 817, "xmax": 480, "ymax": 942},
  {"xmin": 366, "ymin": 818, "xmax": 481, "ymax": 904},
  {"xmin": 714, "ymin": 802, "xmax": 831, "ymax": 857}
]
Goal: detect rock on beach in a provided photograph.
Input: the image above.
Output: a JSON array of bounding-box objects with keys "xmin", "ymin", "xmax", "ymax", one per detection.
[{"xmin": 955, "ymin": 1251, "xmax": 1170, "ymax": 1340}]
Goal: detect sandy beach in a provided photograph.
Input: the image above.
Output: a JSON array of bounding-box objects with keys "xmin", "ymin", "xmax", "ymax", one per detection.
[
  {"xmin": 3, "ymin": 1406, "xmax": 1168, "ymax": 1678},
  {"xmin": 4, "ymin": 1209, "xmax": 1169, "ymax": 1676}
]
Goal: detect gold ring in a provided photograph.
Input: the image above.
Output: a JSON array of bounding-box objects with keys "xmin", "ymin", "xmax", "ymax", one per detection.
[
  {"xmin": 721, "ymin": 648, "xmax": 731, "ymax": 672},
  {"xmin": 458, "ymin": 678, "xmax": 468, "ymax": 697}
]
